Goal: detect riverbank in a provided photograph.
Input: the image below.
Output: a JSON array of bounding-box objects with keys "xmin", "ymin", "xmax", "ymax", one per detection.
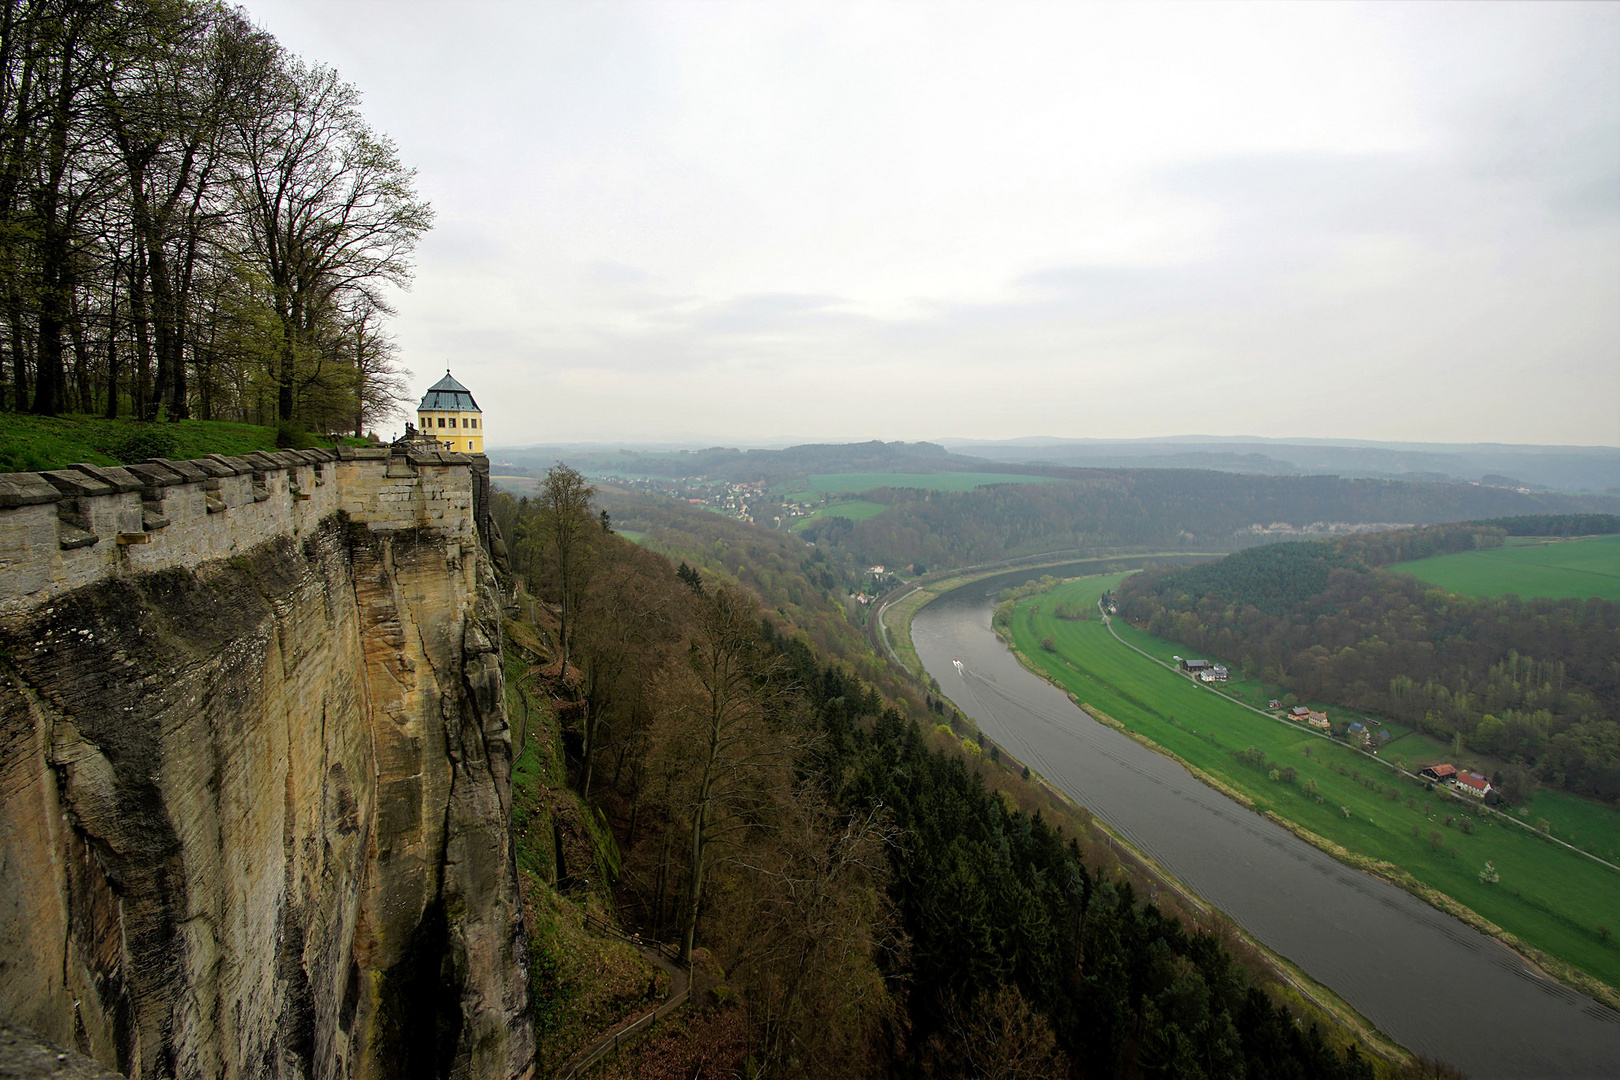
[
  {"xmin": 1002, "ymin": 575, "xmax": 1620, "ymax": 1014},
  {"xmin": 886, "ymin": 561, "xmax": 1423, "ymax": 1073}
]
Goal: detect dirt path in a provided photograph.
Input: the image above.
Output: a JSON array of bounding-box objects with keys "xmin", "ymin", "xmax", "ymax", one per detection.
[{"xmin": 553, "ymin": 926, "xmax": 691, "ymax": 1080}]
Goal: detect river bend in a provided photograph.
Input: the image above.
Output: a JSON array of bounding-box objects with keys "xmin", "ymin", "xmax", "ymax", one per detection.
[{"xmin": 910, "ymin": 575, "xmax": 1620, "ymax": 1080}]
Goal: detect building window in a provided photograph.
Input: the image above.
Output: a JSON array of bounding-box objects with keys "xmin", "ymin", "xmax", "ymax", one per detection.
[
  {"xmin": 437, "ymin": 417, "xmax": 445, "ymax": 428},
  {"xmin": 468, "ymin": 441, "xmax": 474, "ymax": 451},
  {"xmin": 470, "ymin": 418, "xmax": 478, "ymax": 429}
]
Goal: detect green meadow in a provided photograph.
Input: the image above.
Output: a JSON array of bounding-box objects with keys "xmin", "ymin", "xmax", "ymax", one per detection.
[
  {"xmin": 1009, "ymin": 575, "xmax": 1620, "ymax": 998},
  {"xmin": 1395, "ymin": 533, "xmax": 1620, "ymax": 601},
  {"xmin": 804, "ymin": 471, "xmax": 1057, "ymax": 495},
  {"xmin": 789, "ymin": 499, "xmax": 891, "ymax": 531}
]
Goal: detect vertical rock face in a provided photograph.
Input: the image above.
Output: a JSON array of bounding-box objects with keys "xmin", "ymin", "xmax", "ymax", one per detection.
[{"xmin": 0, "ymin": 518, "xmax": 533, "ymax": 1079}]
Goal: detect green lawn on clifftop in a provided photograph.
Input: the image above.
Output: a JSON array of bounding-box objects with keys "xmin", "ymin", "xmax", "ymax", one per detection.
[{"xmin": 0, "ymin": 414, "xmax": 369, "ymax": 474}]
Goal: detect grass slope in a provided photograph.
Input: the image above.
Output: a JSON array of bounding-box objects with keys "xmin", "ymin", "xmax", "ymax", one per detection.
[
  {"xmin": 1010, "ymin": 575, "xmax": 1620, "ymax": 1000},
  {"xmin": 1395, "ymin": 534, "xmax": 1620, "ymax": 601},
  {"xmin": 805, "ymin": 470, "xmax": 1056, "ymax": 494},
  {"xmin": 789, "ymin": 499, "xmax": 891, "ymax": 531},
  {"xmin": 0, "ymin": 413, "xmax": 366, "ymax": 473}
]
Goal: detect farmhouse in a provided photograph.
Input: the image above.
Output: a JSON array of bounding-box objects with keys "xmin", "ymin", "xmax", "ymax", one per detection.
[
  {"xmin": 1180, "ymin": 658, "xmax": 1213, "ymax": 674},
  {"xmin": 1456, "ymin": 772, "xmax": 1493, "ymax": 797},
  {"xmin": 1420, "ymin": 764, "xmax": 1458, "ymax": 782},
  {"xmin": 1347, "ymin": 721, "xmax": 1369, "ymax": 747},
  {"xmin": 1306, "ymin": 711, "xmax": 1330, "ymax": 730},
  {"xmin": 1268, "ymin": 699, "xmax": 1282, "ymax": 710}
]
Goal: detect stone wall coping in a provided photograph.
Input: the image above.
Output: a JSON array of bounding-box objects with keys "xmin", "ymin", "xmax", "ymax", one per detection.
[
  {"xmin": 66, "ymin": 463, "xmax": 145, "ymax": 493},
  {"xmin": 39, "ymin": 470, "xmax": 115, "ymax": 498},
  {"xmin": 204, "ymin": 454, "xmax": 252, "ymax": 475},
  {"xmin": 124, "ymin": 462, "xmax": 185, "ymax": 488},
  {"xmin": 0, "ymin": 448, "xmax": 489, "ymax": 514},
  {"xmin": 1, "ymin": 473, "xmax": 66, "ymax": 507},
  {"xmin": 178, "ymin": 457, "xmax": 236, "ymax": 478},
  {"xmin": 149, "ymin": 458, "xmax": 212, "ymax": 483}
]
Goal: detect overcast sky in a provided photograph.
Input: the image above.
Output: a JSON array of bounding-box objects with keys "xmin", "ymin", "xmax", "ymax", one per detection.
[{"xmin": 238, "ymin": 1, "xmax": 1619, "ymax": 448}]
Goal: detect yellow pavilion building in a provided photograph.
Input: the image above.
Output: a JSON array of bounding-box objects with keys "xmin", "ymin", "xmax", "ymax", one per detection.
[{"xmin": 417, "ymin": 370, "xmax": 483, "ymax": 454}]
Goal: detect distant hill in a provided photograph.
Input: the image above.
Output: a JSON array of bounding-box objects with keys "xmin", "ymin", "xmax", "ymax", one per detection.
[
  {"xmin": 792, "ymin": 469, "xmax": 1620, "ymax": 572},
  {"xmin": 937, "ymin": 437, "xmax": 1620, "ymax": 494},
  {"xmin": 491, "ymin": 436, "xmax": 1620, "ymax": 495}
]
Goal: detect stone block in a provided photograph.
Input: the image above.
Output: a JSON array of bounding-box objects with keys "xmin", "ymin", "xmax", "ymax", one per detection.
[
  {"xmin": 186, "ymin": 457, "xmax": 237, "ymax": 478},
  {"xmin": 124, "ymin": 462, "xmax": 184, "ymax": 488},
  {"xmin": 205, "ymin": 455, "xmax": 252, "ymax": 475},
  {"xmin": 65, "ymin": 463, "xmax": 144, "ymax": 494},
  {"xmin": 0, "ymin": 473, "xmax": 62, "ymax": 509},
  {"xmin": 149, "ymin": 458, "xmax": 210, "ymax": 483},
  {"xmin": 40, "ymin": 471, "xmax": 113, "ymax": 499}
]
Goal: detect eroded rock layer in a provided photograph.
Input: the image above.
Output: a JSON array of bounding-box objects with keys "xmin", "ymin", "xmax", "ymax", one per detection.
[{"xmin": 0, "ymin": 518, "xmax": 532, "ymax": 1079}]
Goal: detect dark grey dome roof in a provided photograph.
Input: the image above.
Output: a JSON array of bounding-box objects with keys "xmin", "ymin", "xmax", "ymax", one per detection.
[{"xmin": 418, "ymin": 370, "xmax": 480, "ymax": 412}]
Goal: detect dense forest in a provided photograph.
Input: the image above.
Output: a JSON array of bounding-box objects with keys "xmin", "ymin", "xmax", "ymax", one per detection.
[
  {"xmin": 798, "ymin": 470, "xmax": 1618, "ymax": 572},
  {"xmin": 0, "ymin": 0, "xmax": 424, "ymax": 433},
  {"xmin": 1116, "ymin": 523, "xmax": 1620, "ymax": 802},
  {"xmin": 495, "ymin": 466, "xmax": 1409, "ymax": 1079}
]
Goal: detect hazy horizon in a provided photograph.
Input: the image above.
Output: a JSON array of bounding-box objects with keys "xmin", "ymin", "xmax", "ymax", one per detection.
[{"xmin": 241, "ymin": 1, "xmax": 1620, "ymax": 449}]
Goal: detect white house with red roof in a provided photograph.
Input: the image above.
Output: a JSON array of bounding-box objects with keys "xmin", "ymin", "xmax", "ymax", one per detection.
[{"xmin": 1455, "ymin": 772, "xmax": 1492, "ymax": 797}]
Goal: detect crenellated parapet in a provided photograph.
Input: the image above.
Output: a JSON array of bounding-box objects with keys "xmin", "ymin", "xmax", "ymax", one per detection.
[{"xmin": 0, "ymin": 446, "xmax": 492, "ymax": 616}]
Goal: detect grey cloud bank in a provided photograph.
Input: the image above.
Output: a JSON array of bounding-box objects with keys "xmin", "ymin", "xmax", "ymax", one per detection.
[{"xmin": 241, "ymin": 0, "xmax": 1619, "ymax": 447}]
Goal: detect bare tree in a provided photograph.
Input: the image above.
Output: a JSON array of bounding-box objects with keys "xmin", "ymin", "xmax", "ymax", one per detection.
[
  {"xmin": 232, "ymin": 51, "xmax": 430, "ymax": 424},
  {"xmin": 673, "ymin": 586, "xmax": 795, "ymax": 963},
  {"xmin": 533, "ymin": 464, "xmax": 596, "ymax": 673}
]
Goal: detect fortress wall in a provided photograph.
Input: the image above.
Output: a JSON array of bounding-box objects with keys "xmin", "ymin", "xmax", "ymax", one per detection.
[
  {"xmin": 0, "ymin": 447, "xmax": 490, "ymax": 617},
  {"xmin": 0, "ymin": 443, "xmax": 526, "ymax": 1080}
]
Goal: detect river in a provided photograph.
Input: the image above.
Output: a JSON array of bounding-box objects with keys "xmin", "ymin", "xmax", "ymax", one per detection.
[{"xmin": 909, "ymin": 570, "xmax": 1620, "ymax": 1080}]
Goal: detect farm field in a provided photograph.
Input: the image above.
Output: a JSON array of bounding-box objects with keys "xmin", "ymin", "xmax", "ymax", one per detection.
[
  {"xmin": 1009, "ymin": 575, "xmax": 1620, "ymax": 997},
  {"xmin": 804, "ymin": 471, "xmax": 1057, "ymax": 494},
  {"xmin": 1394, "ymin": 533, "xmax": 1620, "ymax": 601},
  {"xmin": 789, "ymin": 499, "xmax": 890, "ymax": 531}
]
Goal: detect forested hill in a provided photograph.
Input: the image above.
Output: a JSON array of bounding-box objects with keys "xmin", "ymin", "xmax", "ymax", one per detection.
[
  {"xmin": 496, "ymin": 439, "xmax": 964, "ymax": 481},
  {"xmin": 495, "ymin": 469, "xmax": 1389, "ymax": 1079},
  {"xmin": 1116, "ymin": 523, "xmax": 1620, "ymax": 801},
  {"xmin": 799, "ymin": 470, "xmax": 1619, "ymax": 571}
]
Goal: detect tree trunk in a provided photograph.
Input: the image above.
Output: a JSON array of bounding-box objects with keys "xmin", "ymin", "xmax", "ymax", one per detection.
[
  {"xmin": 129, "ymin": 248, "xmax": 153, "ymax": 420},
  {"xmin": 104, "ymin": 252, "xmax": 120, "ymax": 418},
  {"xmin": 681, "ymin": 802, "xmax": 706, "ymax": 963},
  {"xmin": 68, "ymin": 289, "xmax": 91, "ymax": 413}
]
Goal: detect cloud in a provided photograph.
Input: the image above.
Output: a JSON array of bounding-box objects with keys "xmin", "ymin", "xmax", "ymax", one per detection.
[{"xmin": 241, "ymin": 0, "xmax": 1620, "ymax": 446}]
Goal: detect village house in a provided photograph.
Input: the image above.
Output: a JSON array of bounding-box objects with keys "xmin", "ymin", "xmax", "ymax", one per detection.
[
  {"xmin": 1419, "ymin": 764, "xmax": 1458, "ymax": 783},
  {"xmin": 1268, "ymin": 699, "xmax": 1282, "ymax": 710},
  {"xmin": 1347, "ymin": 721, "xmax": 1369, "ymax": 747},
  {"xmin": 1455, "ymin": 772, "xmax": 1493, "ymax": 797},
  {"xmin": 1179, "ymin": 658, "xmax": 1213, "ymax": 674}
]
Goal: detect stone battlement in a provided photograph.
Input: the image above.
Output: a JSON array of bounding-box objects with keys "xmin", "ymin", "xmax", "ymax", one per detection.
[{"xmin": 0, "ymin": 446, "xmax": 491, "ymax": 616}]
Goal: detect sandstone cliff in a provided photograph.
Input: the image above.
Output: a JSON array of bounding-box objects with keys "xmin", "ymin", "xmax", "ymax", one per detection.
[{"xmin": 0, "ymin": 450, "xmax": 533, "ymax": 1079}]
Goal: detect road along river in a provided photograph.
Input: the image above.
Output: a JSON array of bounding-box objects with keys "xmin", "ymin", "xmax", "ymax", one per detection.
[{"xmin": 910, "ymin": 574, "xmax": 1620, "ymax": 1080}]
